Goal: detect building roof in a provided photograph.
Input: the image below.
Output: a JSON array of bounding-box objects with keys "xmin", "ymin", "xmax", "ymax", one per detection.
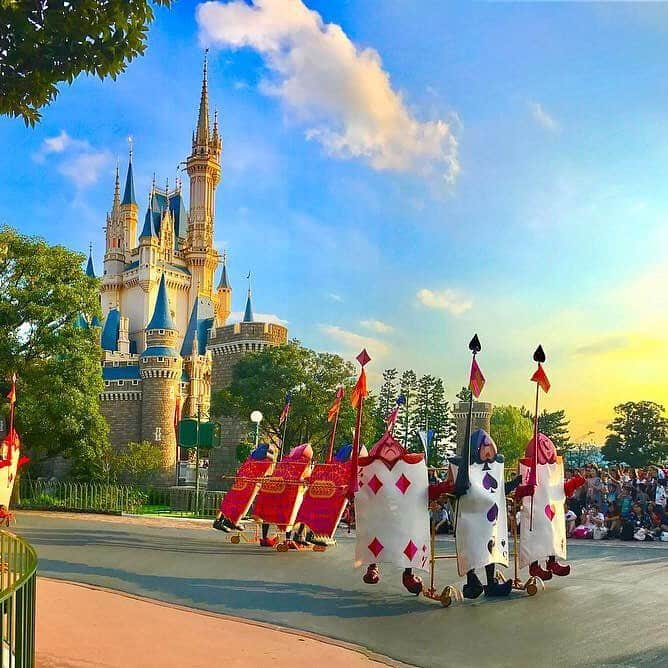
[
  {"xmin": 74, "ymin": 313, "xmax": 89, "ymax": 329},
  {"xmin": 122, "ymin": 155, "xmax": 136, "ymax": 205},
  {"xmin": 90, "ymin": 315, "xmax": 102, "ymax": 328},
  {"xmin": 139, "ymin": 200, "xmax": 158, "ymax": 240},
  {"xmin": 102, "ymin": 366, "xmax": 141, "ymax": 381},
  {"xmin": 195, "ymin": 53, "xmax": 210, "ymax": 147},
  {"xmin": 85, "ymin": 252, "xmax": 95, "ymax": 278},
  {"xmin": 146, "ymin": 274, "xmax": 176, "ymax": 331},
  {"xmin": 181, "ymin": 296, "xmax": 215, "ymax": 356},
  {"xmin": 140, "ymin": 190, "xmax": 187, "ymax": 244},
  {"xmin": 243, "ymin": 290, "xmax": 254, "ymax": 323},
  {"xmin": 101, "ymin": 309, "xmax": 120, "ymax": 351},
  {"xmin": 140, "ymin": 345, "xmax": 180, "ymax": 359},
  {"xmin": 217, "ymin": 261, "xmax": 230, "ymax": 290}
]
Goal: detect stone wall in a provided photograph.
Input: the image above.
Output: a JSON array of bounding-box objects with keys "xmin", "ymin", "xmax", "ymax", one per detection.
[
  {"xmin": 453, "ymin": 401, "xmax": 493, "ymax": 454},
  {"xmin": 100, "ymin": 393, "xmax": 142, "ymax": 450}
]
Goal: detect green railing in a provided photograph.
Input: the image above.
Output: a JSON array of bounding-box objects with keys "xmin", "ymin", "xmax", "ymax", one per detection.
[
  {"xmin": 0, "ymin": 531, "xmax": 37, "ymax": 667},
  {"xmin": 17, "ymin": 480, "xmax": 224, "ymax": 519}
]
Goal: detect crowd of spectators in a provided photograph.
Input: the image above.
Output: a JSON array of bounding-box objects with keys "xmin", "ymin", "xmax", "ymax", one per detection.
[{"xmin": 565, "ymin": 464, "xmax": 668, "ymax": 542}]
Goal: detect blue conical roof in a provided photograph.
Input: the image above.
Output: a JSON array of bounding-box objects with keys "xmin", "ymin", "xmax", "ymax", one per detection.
[
  {"xmin": 122, "ymin": 156, "xmax": 136, "ymax": 205},
  {"xmin": 243, "ymin": 290, "xmax": 254, "ymax": 323},
  {"xmin": 85, "ymin": 252, "xmax": 95, "ymax": 278},
  {"xmin": 139, "ymin": 199, "xmax": 158, "ymax": 239},
  {"xmin": 90, "ymin": 315, "xmax": 102, "ymax": 328},
  {"xmin": 101, "ymin": 309, "xmax": 120, "ymax": 351},
  {"xmin": 146, "ymin": 274, "xmax": 176, "ymax": 331},
  {"xmin": 181, "ymin": 297, "xmax": 215, "ymax": 356},
  {"xmin": 74, "ymin": 313, "xmax": 89, "ymax": 329},
  {"xmin": 217, "ymin": 262, "xmax": 230, "ymax": 290}
]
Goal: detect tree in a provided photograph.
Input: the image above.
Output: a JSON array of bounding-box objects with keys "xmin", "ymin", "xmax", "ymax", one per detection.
[
  {"xmin": 520, "ymin": 407, "xmax": 571, "ymax": 451},
  {"xmin": 108, "ymin": 441, "xmax": 164, "ymax": 486},
  {"xmin": 212, "ymin": 341, "xmax": 377, "ymax": 461},
  {"xmin": 375, "ymin": 368, "xmax": 398, "ymax": 439},
  {"xmin": 456, "ymin": 386, "xmax": 472, "ymax": 402},
  {"xmin": 602, "ymin": 401, "xmax": 668, "ymax": 466},
  {"xmin": 1, "ymin": 1, "xmax": 173, "ymax": 125},
  {"xmin": 489, "ymin": 405, "xmax": 533, "ymax": 470},
  {"xmin": 415, "ymin": 375, "xmax": 455, "ymax": 467},
  {"xmin": 398, "ymin": 369, "xmax": 418, "ymax": 447},
  {"xmin": 0, "ymin": 226, "xmax": 109, "ymax": 480}
]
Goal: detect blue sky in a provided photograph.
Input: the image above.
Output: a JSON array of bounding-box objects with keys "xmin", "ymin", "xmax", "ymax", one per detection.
[{"xmin": 3, "ymin": 0, "xmax": 668, "ymax": 441}]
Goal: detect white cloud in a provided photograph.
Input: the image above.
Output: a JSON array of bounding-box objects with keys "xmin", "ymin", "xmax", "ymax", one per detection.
[
  {"xmin": 361, "ymin": 319, "xmax": 393, "ymax": 333},
  {"xmin": 33, "ymin": 130, "xmax": 111, "ymax": 189},
  {"xmin": 319, "ymin": 324, "xmax": 390, "ymax": 359},
  {"xmin": 197, "ymin": 0, "xmax": 460, "ymax": 182},
  {"xmin": 416, "ymin": 288, "xmax": 472, "ymax": 316},
  {"xmin": 327, "ymin": 292, "xmax": 343, "ymax": 302},
  {"xmin": 529, "ymin": 101, "xmax": 559, "ymax": 132},
  {"xmin": 229, "ymin": 311, "xmax": 288, "ymax": 325}
]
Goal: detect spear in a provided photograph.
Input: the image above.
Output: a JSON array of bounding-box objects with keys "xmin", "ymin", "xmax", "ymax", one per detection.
[
  {"xmin": 348, "ymin": 349, "xmax": 370, "ymax": 498},
  {"xmin": 325, "ymin": 386, "xmax": 344, "ymax": 463},
  {"xmin": 529, "ymin": 345, "xmax": 550, "ymax": 531}
]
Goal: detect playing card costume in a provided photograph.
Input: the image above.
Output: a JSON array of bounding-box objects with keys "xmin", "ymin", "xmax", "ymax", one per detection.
[
  {"xmin": 253, "ymin": 443, "xmax": 313, "ymax": 533},
  {"xmin": 451, "ymin": 429, "xmax": 522, "ymax": 598},
  {"xmin": 355, "ymin": 432, "xmax": 431, "ymax": 594},
  {"xmin": 296, "ymin": 443, "xmax": 363, "ymax": 542},
  {"xmin": 517, "ymin": 433, "xmax": 585, "ymax": 579},
  {"xmin": 213, "ymin": 443, "xmax": 278, "ymax": 533}
]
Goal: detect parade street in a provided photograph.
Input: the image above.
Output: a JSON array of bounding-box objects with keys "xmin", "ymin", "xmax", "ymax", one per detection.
[{"xmin": 17, "ymin": 512, "xmax": 668, "ymax": 668}]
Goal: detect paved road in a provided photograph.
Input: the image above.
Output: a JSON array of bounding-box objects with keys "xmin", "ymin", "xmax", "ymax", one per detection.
[{"xmin": 16, "ymin": 512, "xmax": 668, "ymax": 667}]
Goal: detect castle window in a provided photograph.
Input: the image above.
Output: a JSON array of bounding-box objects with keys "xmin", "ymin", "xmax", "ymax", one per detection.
[
  {"xmin": 158, "ymin": 357, "xmax": 164, "ymax": 362},
  {"xmin": 113, "ymin": 361, "xmax": 119, "ymax": 367},
  {"xmin": 158, "ymin": 329, "xmax": 165, "ymax": 335},
  {"xmin": 117, "ymin": 381, "xmax": 123, "ymax": 386},
  {"xmin": 105, "ymin": 381, "xmax": 110, "ymax": 387},
  {"xmin": 132, "ymin": 380, "xmax": 139, "ymax": 386}
]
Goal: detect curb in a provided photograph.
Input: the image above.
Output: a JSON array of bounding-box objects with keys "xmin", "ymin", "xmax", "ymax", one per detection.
[{"xmin": 39, "ymin": 577, "xmax": 412, "ymax": 668}]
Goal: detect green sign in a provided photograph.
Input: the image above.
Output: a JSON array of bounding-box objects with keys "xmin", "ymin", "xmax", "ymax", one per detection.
[{"xmin": 177, "ymin": 419, "xmax": 221, "ymax": 449}]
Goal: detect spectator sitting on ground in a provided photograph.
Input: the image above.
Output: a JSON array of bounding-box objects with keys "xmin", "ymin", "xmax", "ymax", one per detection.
[
  {"xmin": 604, "ymin": 502, "xmax": 622, "ymax": 538},
  {"xmin": 564, "ymin": 507, "xmax": 577, "ymax": 537},
  {"xmin": 621, "ymin": 502, "xmax": 654, "ymax": 541},
  {"xmin": 635, "ymin": 482, "xmax": 650, "ymax": 511},
  {"xmin": 648, "ymin": 502, "xmax": 668, "ymax": 538}
]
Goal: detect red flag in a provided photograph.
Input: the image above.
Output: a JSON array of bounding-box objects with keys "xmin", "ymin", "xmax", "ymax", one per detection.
[
  {"xmin": 279, "ymin": 391, "xmax": 292, "ymax": 426},
  {"xmin": 6, "ymin": 374, "xmax": 16, "ymax": 406},
  {"xmin": 468, "ymin": 357, "xmax": 485, "ymax": 398},
  {"xmin": 174, "ymin": 395, "xmax": 181, "ymax": 436},
  {"xmin": 350, "ymin": 368, "xmax": 368, "ymax": 409},
  {"xmin": 531, "ymin": 363, "xmax": 551, "ymax": 393},
  {"xmin": 327, "ymin": 387, "xmax": 344, "ymax": 422}
]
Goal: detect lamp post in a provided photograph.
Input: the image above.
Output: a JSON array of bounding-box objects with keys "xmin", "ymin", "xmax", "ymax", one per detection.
[{"xmin": 250, "ymin": 410, "xmax": 263, "ymax": 448}]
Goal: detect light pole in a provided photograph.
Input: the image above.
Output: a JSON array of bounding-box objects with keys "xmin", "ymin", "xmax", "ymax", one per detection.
[{"xmin": 250, "ymin": 410, "xmax": 263, "ymax": 448}]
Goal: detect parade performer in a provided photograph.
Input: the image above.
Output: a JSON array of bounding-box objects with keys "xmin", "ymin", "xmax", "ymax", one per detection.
[
  {"xmin": 518, "ymin": 433, "xmax": 585, "ymax": 578},
  {"xmin": 253, "ymin": 442, "xmax": 313, "ymax": 548},
  {"xmin": 451, "ymin": 336, "xmax": 521, "ymax": 599},
  {"xmin": 213, "ymin": 443, "xmax": 278, "ymax": 533},
  {"xmin": 517, "ymin": 346, "xmax": 585, "ymax": 579}
]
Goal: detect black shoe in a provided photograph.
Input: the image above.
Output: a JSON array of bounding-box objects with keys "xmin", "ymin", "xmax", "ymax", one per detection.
[
  {"xmin": 213, "ymin": 518, "xmax": 231, "ymax": 533},
  {"xmin": 462, "ymin": 579, "xmax": 484, "ymax": 599},
  {"xmin": 484, "ymin": 579, "xmax": 513, "ymax": 597}
]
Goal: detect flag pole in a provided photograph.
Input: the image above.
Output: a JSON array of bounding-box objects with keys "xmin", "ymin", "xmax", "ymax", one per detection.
[
  {"xmin": 529, "ymin": 345, "xmax": 547, "ymax": 532},
  {"xmin": 280, "ymin": 408, "xmax": 290, "ymax": 461},
  {"xmin": 326, "ymin": 388, "xmax": 343, "ymax": 463}
]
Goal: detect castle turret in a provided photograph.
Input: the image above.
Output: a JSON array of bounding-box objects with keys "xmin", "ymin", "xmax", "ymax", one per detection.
[
  {"xmin": 181, "ymin": 297, "xmax": 214, "ymax": 418},
  {"xmin": 215, "ymin": 252, "xmax": 231, "ymax": 325},
  {"xmin": 100, "ymin": 167, "xmax": 125, "ymax": 314},
  {"xmin": 120, "ymin": 144, "xmax": 139, "ymax": 258},
  {"xmin": 185, "ymin": 52, "xmax": 221, "ymax": 313},
  {"xmin": 140, "ymin": 273, "xmax": 182, "ymax": 483},
  {"xmin": 85, "ymin": 246, "xmax": 96, "ymax": 278}
]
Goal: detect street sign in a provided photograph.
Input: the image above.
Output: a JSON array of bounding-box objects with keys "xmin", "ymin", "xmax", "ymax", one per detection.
[
  {"xmin": 177, "ymin": 418, "xmax": 198, "ymax": 447},
  {"xmin": 177, "ymin": 418, "xmax": 221, "ymax": 449}
]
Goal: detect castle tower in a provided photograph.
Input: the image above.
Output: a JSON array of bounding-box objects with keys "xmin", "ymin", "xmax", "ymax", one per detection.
[
  {"xmin": 181, "ymin": 297, "xmax": 214, "ymax": 418},
  {"xmin": 85, "ymin": 245, "xmax": 96, "ymax": 278},
  {"xmin": 140, "ymin": 273, "xmax": 182, "ymax": 483},
  {"xmin": 453, "ymin": 401, "xmax": 493, "ymax": 454},
  {"xmin": 120, "ymin": 144, "xmax": 139, "ymax": 259},
  {"xmin": 100, "ymin": 166, "xmax": 125, "ymax": 313},
  {"xmin": 214, "ymin": 252, "xmax": 231, "ymax": 325},
  {"xmin": 185, "ymin": 53, "xmax": 221, "ymax": 312}
]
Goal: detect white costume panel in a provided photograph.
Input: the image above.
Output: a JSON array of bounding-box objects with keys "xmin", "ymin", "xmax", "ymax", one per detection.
[
  {"xmin": 519, "ymin": 458, "xmax": 567, "ymax": 568},
  {"xmin": 452, "ymin": 460, "xmax": 509, "ymax": 576},
  {"xmin": 355, "ymin": 457, "xmax": 430, "ymax": 572}
]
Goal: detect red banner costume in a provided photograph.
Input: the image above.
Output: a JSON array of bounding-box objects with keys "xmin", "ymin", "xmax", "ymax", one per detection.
[{"xmin": 253, "ymin": 443, "xmax": 313, "ymax": 531}]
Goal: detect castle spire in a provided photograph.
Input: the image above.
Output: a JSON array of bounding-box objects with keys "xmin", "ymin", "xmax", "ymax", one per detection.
[
  {"xmin": 243, "ymin": 272, "xmax": 254, "ymax": 323},
  {"xmin": 217, "ymin": 251, "xmax": 230, "ymax": 290},
  {"xmin": 85, "ymin": 243, "xmax": 96, "ymax": 278},
  {"xmin": 112, "ymin": 161, "xmax": 121, "ymax": 211},
  {"xmin": 195, "ymin": 50, "xmax": 210, "ymax": 148},
  {"xmin": 146, "ymin": 273, "xmax": 176, "ymax": 331},
  {"xmin": 122, "ymin": 137, "xmax": 137, "ymax": 206}
]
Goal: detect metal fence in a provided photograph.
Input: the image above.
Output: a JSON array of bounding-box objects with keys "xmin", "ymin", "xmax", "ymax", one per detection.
[
  {"xmin": 0, "ymin": 531, "xmax": 37, "ymax": 667},
  {"xmin": 17, "ymin": 479, "xmax": 224, "ymax": 518}
]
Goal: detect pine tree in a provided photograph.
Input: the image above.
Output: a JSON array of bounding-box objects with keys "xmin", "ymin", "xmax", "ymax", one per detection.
[
  {"xmin": 520, "ymin": 407, "xmax": 572, "ymax": 452},
  {"xmin": 375, "ymin": 368, "xmax": 399, "ymax": 438},
  {"xmin": 399, "ymin": 370, "xmax": 418, "ymax": 447}
]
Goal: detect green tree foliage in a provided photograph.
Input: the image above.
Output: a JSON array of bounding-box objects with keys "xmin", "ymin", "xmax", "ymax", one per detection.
[
  {"xmin": 490, "ymin": 405, "xmax": 533, "ymax": 470},
  {"xmin": 108, "ymin": 440, "xmax": 164, "ymax": 485},
  {"xmin": 602, "ymin": 401, "xmax": 668, "ymax": 466},
  {"xmin": 212, "ymin": 341, "xmax": 377, "ymax": 460},
  {"xmin": 398, "ymin": 369, "xmax": 418, "ymax": 446},
  {"xmin": 415, "ymin": 375, "xmax": 456, "ymax": 467},
  {"xmin": 375, "ymin": 368, "xmax": 398, "ymax": 437},
  {"xmin": 520, "ymin": 407, "xmax": 571, "ymax": 451},
  {"xmin": 456, "ymin": 386, "xmax": 472, "ymax": 402},
  {"xmin": 1, "ymin": 0, "xmax": 173, "ymax": 125},
  {"xmin": 0, "ymin": 226, "xmax": 109, "ymax": 479}
]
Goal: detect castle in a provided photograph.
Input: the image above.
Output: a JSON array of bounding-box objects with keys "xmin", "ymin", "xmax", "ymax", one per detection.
[{"xmin": 87, "ymin": 58, "xmax": 288, "ymax": 487}]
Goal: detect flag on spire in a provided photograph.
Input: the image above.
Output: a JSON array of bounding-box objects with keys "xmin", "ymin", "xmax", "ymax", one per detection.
[
  {"xmin": 279, "ymin": 392, "xmax": 292, "ymax": 425},
  {"xmin": 327, "ymin": 387, "xmax": 344, "ymax": 422},
  {"xmin": 531, "ymin": 363, "xmax": 551, "ymax": 394},
  {"xmin": 468, "ymin": 357, "xmax": 485, "ymax": 398}
]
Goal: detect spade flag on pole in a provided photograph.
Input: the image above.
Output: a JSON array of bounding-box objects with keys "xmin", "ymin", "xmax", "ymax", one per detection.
[
  {"xmin": 469, "ymin": 357, "xmax": 485, "ymax": 398},
  {"xmin": 531, "ymin": 363, "xmax": 551, "ymax": 394}
]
